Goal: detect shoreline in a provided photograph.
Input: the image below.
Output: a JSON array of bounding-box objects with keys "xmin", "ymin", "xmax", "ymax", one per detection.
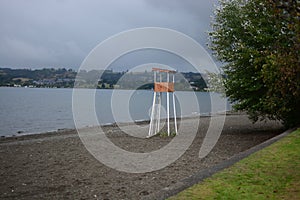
[
  {"xmin": 0, "ymin": 114, "xmax": 284, "ymax": 199},
  {"xmin": 1, "ymin": 111, "xmax": 231, "ymax": 139}
]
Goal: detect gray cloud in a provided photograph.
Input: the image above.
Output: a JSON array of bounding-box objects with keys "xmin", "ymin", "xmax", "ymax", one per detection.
[{"xmin": 0, "ymin": 0, "xmax": 216, "ymax": 70}]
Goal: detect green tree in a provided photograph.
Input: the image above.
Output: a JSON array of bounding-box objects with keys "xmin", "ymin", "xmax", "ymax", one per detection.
[{"xmin": 209, "ymin": 0, "xmax": 300, "ymax": 127}]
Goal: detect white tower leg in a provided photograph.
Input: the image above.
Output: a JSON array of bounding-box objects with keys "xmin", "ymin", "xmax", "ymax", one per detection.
[
  {"xmin": 154, "ymin": 93, "xmax": 160, "ymax": 134},
  {"xmin": 172, "ymin": 74, "xmax": 177, "ymax": 135},
  {"xmin": 173, "ymin": 92, "xmax": 177, "ymax": 135},
  {"xmin": 148, "ymin": 91, "xmax": 156, "ymax": 137},
  {"xmin": 167, "ymin": 73, "xmax": 170, "ymax": 136},
  {"xmin": 157, "ymin": 92, "xmax": 161, "ymax": 133}
]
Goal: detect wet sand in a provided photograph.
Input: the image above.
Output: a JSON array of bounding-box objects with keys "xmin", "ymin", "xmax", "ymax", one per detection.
[{"xmin": 0, "ymin": 114, "xmax": 284, "ymax": 199}]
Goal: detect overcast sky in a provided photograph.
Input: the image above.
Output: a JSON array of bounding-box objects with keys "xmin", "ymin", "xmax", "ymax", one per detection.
[{"xmin": 0, "ymin": 0, "xmax": 218, "ymax": 71}]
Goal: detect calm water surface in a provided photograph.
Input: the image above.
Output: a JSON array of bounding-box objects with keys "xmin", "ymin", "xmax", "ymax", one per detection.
[{"xmin": 0, "ymin": 87, "xmax": 230, "ymax": 137}]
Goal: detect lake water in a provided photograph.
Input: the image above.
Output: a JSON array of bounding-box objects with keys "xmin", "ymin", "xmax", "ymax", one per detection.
[{"xmin": 0, "ymin": 87, "xmax": 231, "ymax": 137}]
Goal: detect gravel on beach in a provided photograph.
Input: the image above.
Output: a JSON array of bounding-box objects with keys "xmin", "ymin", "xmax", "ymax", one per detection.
[{"xmin": 0, "ymin": 114, "xmax": 284, "ymax": 199}]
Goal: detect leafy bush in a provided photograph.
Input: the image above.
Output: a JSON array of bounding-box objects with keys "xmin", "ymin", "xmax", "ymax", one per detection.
[{"xmin": 209, "ymin": 0, "xmax": 300, "ymax": 127}]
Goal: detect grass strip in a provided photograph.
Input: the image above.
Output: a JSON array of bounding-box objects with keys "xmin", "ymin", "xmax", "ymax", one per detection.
[{"xmin": 169, "ymin": 128, "xmax": 300, "ymax": 200}]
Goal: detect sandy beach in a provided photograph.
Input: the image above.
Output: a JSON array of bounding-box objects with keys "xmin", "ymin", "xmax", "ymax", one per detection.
[{"xmin": 0, "ymin": 114, "xmax": 284, "ymax": 199}]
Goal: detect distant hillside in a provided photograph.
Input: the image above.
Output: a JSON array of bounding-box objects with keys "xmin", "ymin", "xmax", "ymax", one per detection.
[
  {"xmin": 0, "ymin": 68, "xmax": 207, "ymax": 91},
  {"xmin": 0, "ymin": 68, "xmax": 76, "ymax": 88}
]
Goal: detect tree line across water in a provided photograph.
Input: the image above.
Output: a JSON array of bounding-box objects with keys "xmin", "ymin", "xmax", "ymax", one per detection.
[{"xmin": 0, "ymin": 67, "xmax": 207, "ymax": 91}]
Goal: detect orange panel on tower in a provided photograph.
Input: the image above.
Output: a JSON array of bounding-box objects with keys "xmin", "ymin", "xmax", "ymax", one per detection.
[{"xmin": 154, "ymin": 82, "xmax": 174, "ymax": 92}]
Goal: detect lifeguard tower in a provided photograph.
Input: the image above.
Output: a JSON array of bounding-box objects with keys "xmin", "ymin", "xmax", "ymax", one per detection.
[{"xmin": 148, "ymin": 68, "xmax": 178, "ymax": 137}]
